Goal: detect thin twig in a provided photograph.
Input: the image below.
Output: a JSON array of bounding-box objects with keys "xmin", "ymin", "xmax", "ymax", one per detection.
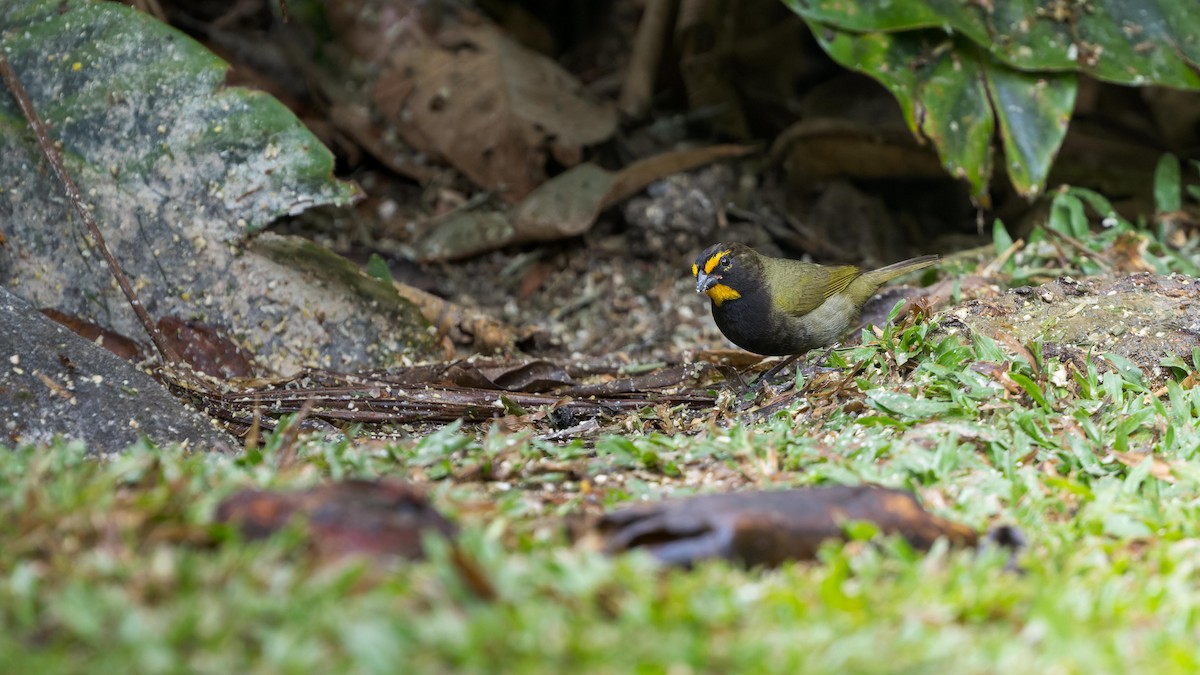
[
  {"xmin": 980, "ymin": 238, "xmax": 1025, "ymax": 277},
  {"xmin": 275, "ymin": 398, "xmax": 315, "ymax": 471},
  {"xmin": 0, "ymin": 52, "xmax": 182, "ymax": 367},
  {"xmin": 1042, "ymin": 228, "xmax": 1113, "ymax": 271}
]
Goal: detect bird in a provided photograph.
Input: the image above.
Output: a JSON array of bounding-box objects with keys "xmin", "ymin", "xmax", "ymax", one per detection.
[{"xmin": 692, "ymin": 242, "xmax": 938, "ymax": 383}]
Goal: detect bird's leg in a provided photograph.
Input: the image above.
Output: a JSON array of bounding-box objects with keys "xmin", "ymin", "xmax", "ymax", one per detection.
[
  {"xmin": 715, "ymin": 364, "xmax": 749, "ymax": 389},
  {"xmin": 750, "ymin": 354, "xmax": 802, "ymax": 388},
  {"xmin": 806, "ymin": 344, "xmax": 838, "ymax": 371},
  {"xmin": 749, "ymin": 344, "xmax": 840, "ymax": 389}
]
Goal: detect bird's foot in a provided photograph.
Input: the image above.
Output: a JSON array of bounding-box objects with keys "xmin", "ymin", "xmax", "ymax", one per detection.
[{"xmin": 745, "ymin": 345, "xmax": 840, "ymax": 391}]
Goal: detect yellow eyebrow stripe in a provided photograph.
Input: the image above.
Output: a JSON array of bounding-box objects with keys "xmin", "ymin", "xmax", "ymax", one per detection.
[
  {"xmin": 691, "ymin": 263, "xmax": 699, "ymax": 277},
  {"xmin": 704, "ymin": 250, "xmax": 731, "ymax": 274}
]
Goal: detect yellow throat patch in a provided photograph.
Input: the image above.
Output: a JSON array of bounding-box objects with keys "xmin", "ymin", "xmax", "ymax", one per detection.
[{"xmin": 705, "ymin": 283, "xmax": 741, "ymax": 306}]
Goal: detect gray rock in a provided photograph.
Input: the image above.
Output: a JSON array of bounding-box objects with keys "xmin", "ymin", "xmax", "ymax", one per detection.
[{"xmin": 0, "ymin": 288, "xmax": 235, "ymax": 454}]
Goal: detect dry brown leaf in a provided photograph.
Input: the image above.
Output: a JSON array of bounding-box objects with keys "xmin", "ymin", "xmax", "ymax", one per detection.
[
  {"xmin": 41, "ymin": 308, "xmax": 144, "ymax": 362},
  {"xmin": 772, "ymin": 118, "xmax": 946, "ymax": 185},
  {"xmin": 1107, "ymin": 231, "xmax": 1156, "ymax": 273},
  {"xmin": 327, "ymin": 103, "xmax": 440, "ymax": 183},
  {"xmin": 391, "ymin": 281, "xmax": 517, "ymax": 355},
  {"xmin": 969, "ymin": 361, "xmax": 1023, "ymax": 396},
  {"xmin": 518, "ymin": 260, "xmax": 554, "ymax": 300},
  {"xmin": 593, "ymin": 486, "xmax": 981, "ymax": 567},
  {"xmin": 509, "ymin": 163, "xmax": 616, "ymax": 243},
  {"xmin": 1108, "ymin": 451, "xmax": 1176, "ymax": 484},
  {"xmin": 374, "ymin": 24, "xmax": 617, "ymax": 202},
  {"xmin": 600, "ymin": 144, "xmax": 755, "ymax": 209},
  {"xmin": 216, "ymin": 480, "xmax": 457, "ymax": 563},
  {"xmin": 992, "ymin": 332, "xmax": 1039, "ymax": 373},
  {"xmin": 157, "ymin": 316, "xmax": 259, "ymax": 379},
  {"xmin": 445, "ymin": 360, "xmax": 575, "ymax": 392},
  {"xmin": 696, "ymin": 349, "xmax": 765, "ymax": 368},
  {"xmin": 415, "ymin": 145, "xmax": 754, "ymax": 261}
]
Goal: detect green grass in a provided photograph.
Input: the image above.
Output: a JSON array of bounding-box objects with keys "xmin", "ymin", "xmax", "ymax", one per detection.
[
  {"xmin": 6, "ymin": 312, "xmax": 1200, "ymax": 673},
  {"xmin": 4, "ymin": 163, "xmax": 1200, "ymax": 673}
]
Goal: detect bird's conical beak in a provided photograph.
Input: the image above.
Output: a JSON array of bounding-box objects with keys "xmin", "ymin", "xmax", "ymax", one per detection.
[{"xmin": 695, "ymin": 271, "xmax": 718, "ymax": 293}]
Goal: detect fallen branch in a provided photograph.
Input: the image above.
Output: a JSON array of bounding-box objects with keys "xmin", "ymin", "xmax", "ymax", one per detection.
[{"xmin": 182, "ymin": 360, "xmax": 719, "ymax": 432}]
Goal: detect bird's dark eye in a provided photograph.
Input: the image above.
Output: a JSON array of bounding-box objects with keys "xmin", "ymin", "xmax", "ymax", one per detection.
[{"xmin": 722, "ymin": 258, "xmax": 732, "ymax": 270}]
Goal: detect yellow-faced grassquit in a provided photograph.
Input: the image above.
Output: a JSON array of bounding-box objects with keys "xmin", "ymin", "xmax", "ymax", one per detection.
[{"xmin": 692, "ymin": 242, "xmax": 937, "ymax": 373}]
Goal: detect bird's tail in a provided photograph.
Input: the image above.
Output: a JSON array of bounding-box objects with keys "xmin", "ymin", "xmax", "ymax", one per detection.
[{"xmin": 865, "ymin": 254, "xmax": 939, "ymax": 284}]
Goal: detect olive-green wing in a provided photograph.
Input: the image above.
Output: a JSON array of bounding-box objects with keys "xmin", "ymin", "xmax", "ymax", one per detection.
[{"xmin": 763, "ymin": 258, "xmax": 862, "ymax": 316}]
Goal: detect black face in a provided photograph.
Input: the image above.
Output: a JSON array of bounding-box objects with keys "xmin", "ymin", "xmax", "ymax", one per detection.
[
  {"xmin": 692, "ymin": 242, "xmax": 752, "ymax": 305},
  {"xmin": 693, "ymin": 243, "xmax": 727, "ymax": 289}
]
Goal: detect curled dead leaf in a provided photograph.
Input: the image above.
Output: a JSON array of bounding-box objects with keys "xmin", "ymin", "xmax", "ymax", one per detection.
[
  {"xmin": 594, "ymin": 485, "xmax": 982, "ymax": 567},
  {"xmin": 391, "ymin": 281, "xmax": 518, "ymax": 355},
  {"xmin": 216, "ymin": 480, "xmax": 457, "ymax": 563}
]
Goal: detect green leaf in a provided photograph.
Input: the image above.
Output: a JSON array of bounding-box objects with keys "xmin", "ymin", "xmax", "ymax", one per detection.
[
  {"xmin": 1066, "ymin": 186, "xmax": 1130, "ymax": 230},
  {"xmin": 784, "ymin": 1, "xmax": 991, "ymax": 44},
  {"xmin": 1115, "ymin": 408, "xmax": 1157, "ymax": 453},
  {"xmin": 807, "ymin": 27, "xmax": 994, "ymax": 199},
  {"xmin": 785, "ymin": 1, "xmax": 1200, "ymax": 90},
  {"xmin": 365, "ymin": 254, "xmax": 395, "ymax": 285},
  {"xmin": 855, "ymin": 415, "xmax": 906, "ymax": 428},
  {"xmin": 1048, "ymin": 193, "xmax": 1089, "ymax": 239},
  {"xmin": 1103, "ymin": 353, "xmax": 1147, "ymax": 389},
  {"xmin": 1160, "ymin": 353, "xmax": 1192, "ymax": 379},
  {"xmin": 841, "ymin": 520, "xmax": 881, "ymax": 542},
  {"xmin": 409, "ymin": 421, "xmax": 473, "ymax": 465},
  {"xmin": 1008, "ymin": 372, "xmax": 1051, "ymax": 412},
  {"xmin": 971, "ymin": 333, "xmax": 1006, "ymax": 363},
  {"xmin": 785, "ymin": 0, "xmax": 1198, "ymax": 199},
  {"xmin": 991, "ymin": 219, "xmax": 1015, "ymax": 275},
  {"xmin": 498, "ymin": 395, "xmax": 527, "ymax": 416},
  {"xmin": 866, "ymin": 390, "xmax": 955, "ymax": 420},
  {"xmin": 1101, "ymin": 513, "xmax": 1152, "ymax": 539},
  {"xmin": 1154, "ymin": 153, "xmax": 1182, "ymax": 214},
  {"xmin": 913, "ymin": 40, "xmax": 995, "ymax": 199},
  {"xmin": 982, "ymin": 62, "xmax": 1076, "ymax": 198}
]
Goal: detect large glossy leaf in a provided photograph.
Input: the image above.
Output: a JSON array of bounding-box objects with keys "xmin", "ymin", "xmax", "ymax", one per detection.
[
  {"xmin": 0, "ymin": 0, "xmax": 436, "ymax": 373},
  {"xmin": 983, "ymin": 57, "xmax": 1077, "ymax": 196},
  {"xmin": 787, "ymin": 1, "xmax": 1200, "ymax": 89},
  {"xmin": 812, "ymin": 26, "xmax": 1065, "ymax": 200},
  {"xmin": 786, "ymin": 0, "xmax": 1195, "ymax": 200}
]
